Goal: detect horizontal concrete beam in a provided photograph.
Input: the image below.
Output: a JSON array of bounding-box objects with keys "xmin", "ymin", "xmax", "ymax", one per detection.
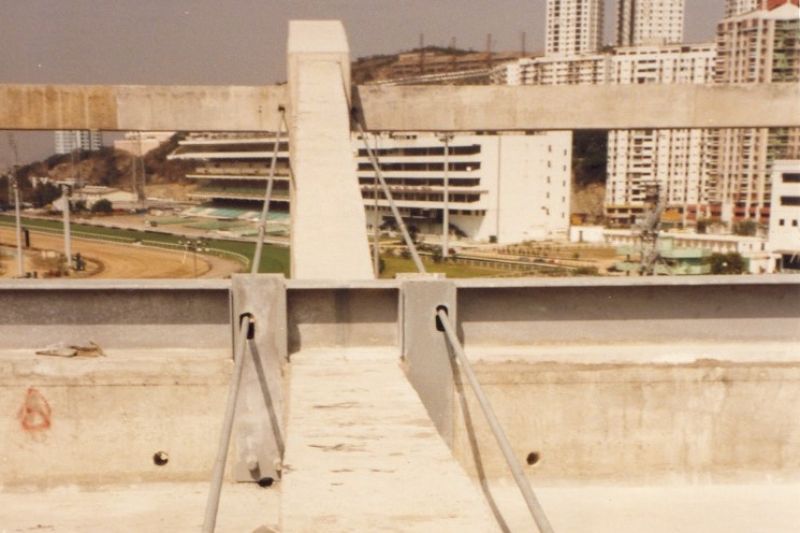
[
  {"xmin": 3, "ymin": 83, "xmax": 798, "ymax": 132},
  {"xmin": 356, "ymin": 83, "xmax": 800, "ymax": 131},
  {"xmin": 0, "ymin": 84, "xmax": 288, "ymax": 131}
]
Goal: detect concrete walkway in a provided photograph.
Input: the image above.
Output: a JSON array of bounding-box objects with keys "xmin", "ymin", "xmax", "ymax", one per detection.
[{"xmin": 280, "ymin": 347, "xmax": 496, "ymax": 532}]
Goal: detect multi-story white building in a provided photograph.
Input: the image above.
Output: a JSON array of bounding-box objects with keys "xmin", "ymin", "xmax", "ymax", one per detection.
[
  {"xmin": 54, "ymin": 130, "xmax": 103, "ymax": 154},
  {"xmin": 356, "ymin": 132, "xmax": 573, "ymax": 244},
  {"xmin": 714, "ymin": 0, "xmax": 800, "ymax": 224},
  {"xmin": 768, "ymin": 160, "xmax": 800, "ymax": 269},
  {"xmin": 617, "ymin": 0, "xmax": 685, "ymax": 46},
  {"xmin": 519, "ymin": 54, "xmax": 610, "ymax": 85},
  {"xmin": 545, "ymin": 0, "xmax": 605, "ymax": 57},
  {"xmin": 725, "ymin": 0, "xmax": 760, "ymax": 17},
  {"xmin": 169, "ymin": 131, "xmax": 573, "ymax": 244}
]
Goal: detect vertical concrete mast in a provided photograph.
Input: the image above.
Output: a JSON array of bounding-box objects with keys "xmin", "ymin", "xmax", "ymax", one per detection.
[{"xmin": 287, "ymin": 21, "xmax": 374, "ymax": 279}]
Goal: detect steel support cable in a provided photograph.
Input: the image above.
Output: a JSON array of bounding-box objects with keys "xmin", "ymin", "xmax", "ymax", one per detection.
[
  {"xmin": 251, "ymin": 108, "xmax": 286, "ymax": 274},
  {"xmin": 355, "ymin": 122, "xmax": 427, "ymax": 273},
  {"xmin": 202, "ymin": 315, "xmax": 253, "ymax": 533},
  {"xmin": 436, "ymin": 308, "xmax": 554, "ymax": 533}
]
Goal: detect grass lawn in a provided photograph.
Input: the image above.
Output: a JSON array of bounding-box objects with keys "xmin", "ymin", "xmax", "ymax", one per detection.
[
  {"xmin": 379, "ymin": 255, "xmax": 503, "ymax": 278},
  {"xmin": 0, "ymin": 214, "xmax": 290, "ymax": 276}
]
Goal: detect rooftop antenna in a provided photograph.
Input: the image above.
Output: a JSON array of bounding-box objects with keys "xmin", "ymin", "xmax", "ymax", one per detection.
[
  {"xmin": 486, "ymin": 33, "xmax": 493, "ymax": 69},
  {"xmin": 521, "ymin": 31, "xmax": 527, "ymax": 56}
]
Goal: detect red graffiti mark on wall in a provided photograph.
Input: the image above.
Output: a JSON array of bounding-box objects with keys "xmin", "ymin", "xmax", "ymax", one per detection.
[{"xmin": 17, "ymin": 387, "xmax": 52, "ymax": 432}]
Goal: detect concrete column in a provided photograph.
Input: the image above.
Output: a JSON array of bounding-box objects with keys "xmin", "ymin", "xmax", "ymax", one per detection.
[
  {"xmin": 231, "ymin": 274, "xmax": 287, "ymax": 482},
  {"xmin": 287, "ymin": 21, "xmax": 373, "ymax": 279}
]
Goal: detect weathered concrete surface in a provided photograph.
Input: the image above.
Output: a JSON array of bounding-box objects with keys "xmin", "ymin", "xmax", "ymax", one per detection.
[
  {"xmin": 0, "ymin": 482, "xmax": 279, "ymax": 532},
  {"xmin": 490, "ymin": 482, "xmax": 800, "ymax": 532},
  {"xmin": 287, "ymin": 286, "xmax": 399, "ymax": 352},
  {"xmin": 0, "ymin": 84, "xmax": 287, "ymax": 131},
  {"xmin": 280, "ymin": 347, "xmax": 496, "ymax": 531},
  {"xmin": 450, "ymin": 343, "xmax": 800, "ymax": 485},
  {"xmin": 0, "ymin": 281, "xmax": 231, "ymax": 350},
  {"xmin": 0, "ymin": 349, "xmax": 236, "ymax": 485},
  {"xmin": 287, "ymin": 21, "xmax": 374, "ymax": 280},
  {"xmin": 357, "ymin": 83, "xmax": 800, "ymax": 131}
]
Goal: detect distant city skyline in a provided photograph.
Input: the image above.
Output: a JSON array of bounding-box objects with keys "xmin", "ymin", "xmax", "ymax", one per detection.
[{"xmin": 1, "ymin": 0, "xmax": 727, "ymax": 163}]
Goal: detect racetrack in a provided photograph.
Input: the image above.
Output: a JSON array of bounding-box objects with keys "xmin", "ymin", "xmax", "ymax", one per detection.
[{"xmin": 0, "ymin": 227, "xmax": 243, "ymax": 279}]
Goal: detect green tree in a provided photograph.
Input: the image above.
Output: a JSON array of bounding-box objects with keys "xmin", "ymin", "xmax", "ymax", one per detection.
[
  {"xmin": 733, "ymin": 220, "xmax": 758, "ymax": 236},
  {"xmin": 709, "ymin": 252, "xmax": 747, "ymax": 275},
  {"xmin": 31, "ymin": 183, "xmax": 62, "ymax": 208}
]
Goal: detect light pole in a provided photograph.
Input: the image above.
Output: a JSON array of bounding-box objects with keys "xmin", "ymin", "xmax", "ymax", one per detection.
[
  {"xmin": 12, "ymin": 172, "xmax": 24, "ymax": 277},
  {"xmin": 439, "ymin": 134, "xmax": 453, "ymax": 258},
  {"xmin": 62, "ymin": 185, "xmax": 73, "ymax": 270},
  {"xmin": 179, "ymin": 237, "xmax": 208, "ymax": 278}
]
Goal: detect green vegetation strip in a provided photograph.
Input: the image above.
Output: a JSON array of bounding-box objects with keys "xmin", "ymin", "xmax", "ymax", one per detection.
[{"xmin": 0, "ymin": 215, "xmax": 290, "ymax": 276}]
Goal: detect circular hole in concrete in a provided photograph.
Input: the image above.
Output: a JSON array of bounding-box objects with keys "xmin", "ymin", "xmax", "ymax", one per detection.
[
  {"xmin": 526, "ymin": 452, "xmax": 540, "ymax": 466},
  {"xmin": 153, "ymin": 451, "xmax": 169, "ymax": 466},
  {"xmin": 258, "ymin": 477, "xmax": 274, "ymax": 488}
]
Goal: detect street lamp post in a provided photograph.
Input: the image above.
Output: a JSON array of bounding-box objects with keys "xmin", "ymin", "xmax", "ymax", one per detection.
[
  {"xmin": 440, "ymin": 134, "xmax": 453, "ymax": 259},
  {"xmin": 62, "ymin": 185, "xmax": 73, "ymax": 271},
  {"xmin": 12, "ymin": 172, "xmax": 24, "ymax": 277}
]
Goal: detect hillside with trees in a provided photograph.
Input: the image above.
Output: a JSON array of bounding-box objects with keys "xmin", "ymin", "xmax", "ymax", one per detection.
[{"xmin": 0, "ymin": 134, "xmax": 193, "ymax": 209}]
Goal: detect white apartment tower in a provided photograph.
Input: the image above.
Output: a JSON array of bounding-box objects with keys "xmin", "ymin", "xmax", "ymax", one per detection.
[
  {"xmin": 617, "ymin": 0, "xmax": 685, "ymax": 46},
  {"xmin": 606, "ymin": 44, "xmax": 717, "ymax": 226},
  {"xmin": 545, "ymin": 0, "xmax": 605, "ymax": 57},
  {"xmin": 54, "ymin": 130, "xmax": 103, "ymax": 155},
  {"xmin": 725, "ymin": 0, "xmax": 760, "ymax": 17},
  {"xmin": 714, "ymin": 0, "xmax": 800, "ymax": 224}
]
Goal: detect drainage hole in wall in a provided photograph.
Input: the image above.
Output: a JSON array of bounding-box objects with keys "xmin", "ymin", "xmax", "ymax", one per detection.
[
  {"xmin": 526, "ymin": 452, "xmax": 540, "ymax": 466},
  {"xmin": 153, "ymin": 451, "xmax": 169, "ymax": 466},
  {"xmin": 258, "ymin": 477, "xmax": 274, "ymax": 488}
]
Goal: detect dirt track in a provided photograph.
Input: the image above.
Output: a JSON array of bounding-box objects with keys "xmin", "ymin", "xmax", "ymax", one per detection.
[{"xmin": 0, "ymin": 228, "xmax": 243, "ymax": 279}]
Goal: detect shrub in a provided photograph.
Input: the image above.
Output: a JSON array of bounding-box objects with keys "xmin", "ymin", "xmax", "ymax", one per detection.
[{"xmin": 91, "ymin": 198, "xmax": 113, "ymax": 213}]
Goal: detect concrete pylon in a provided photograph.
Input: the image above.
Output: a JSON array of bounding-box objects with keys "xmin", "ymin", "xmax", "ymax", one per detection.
[{"xmin": 287, "ymin": 21, "xmax": 374, "ymax": 280}]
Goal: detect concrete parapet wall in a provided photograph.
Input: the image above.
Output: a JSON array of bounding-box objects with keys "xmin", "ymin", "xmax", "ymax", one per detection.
[
  {"xmin": 1, "ymin": 276, "xmax": 798, "ymax": 489},
  {"xmin": 0, "ymin": 351, "xmax": 233, "ymax": 486},
  {"xmin": 452, "ymin": 354, "xmax": 800, "ymax": 485}
]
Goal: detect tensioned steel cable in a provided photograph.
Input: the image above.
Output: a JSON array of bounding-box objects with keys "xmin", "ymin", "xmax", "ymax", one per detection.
[
  {"xmin": 202, "ymin": 315, "xmax": 253, "ymax": 532},
  {"xmin": 251, "ymin": 107, "xmax": 286, "ymax": 274},
  {"xmin": 436, "ymin": 307, "xmax": 554, "ymax": 533}
]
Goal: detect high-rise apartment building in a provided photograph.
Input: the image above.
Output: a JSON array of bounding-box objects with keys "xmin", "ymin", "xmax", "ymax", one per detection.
[
  {"xmin": 617, "ymin": 0, "xmax": 685, "ymax": 46},
  {"xmin": 725, "ymin": 0, "xmax": 760, "ymax": 17},
  {"xmin": 606, "ymin": 44, "xmax": 717, "ymax": 226},
  {"xmin": 714, "ymin": 0, "xmax": 800, "ymax": 224},
  {"xmin": 494, "ymin": 43, "xmax": 717, "ymax": 227},
  {"xmin": 54, "ymin": 130, "xmax": 103, "ymax": 155},
  {"xmin": 545, "ymin": 0, "xmax": 605, "ymax": 57}
]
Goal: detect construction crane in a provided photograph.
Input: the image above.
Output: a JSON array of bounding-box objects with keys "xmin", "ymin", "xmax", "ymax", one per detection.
[{"xmin": 638, "ymin": 181, "xmax": 667, "ymax": 276}]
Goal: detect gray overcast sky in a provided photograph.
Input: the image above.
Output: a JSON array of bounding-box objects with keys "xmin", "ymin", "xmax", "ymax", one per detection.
[{"xmin": 1, "ymin": 0, "xmax": 726, "ymax": 161}]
